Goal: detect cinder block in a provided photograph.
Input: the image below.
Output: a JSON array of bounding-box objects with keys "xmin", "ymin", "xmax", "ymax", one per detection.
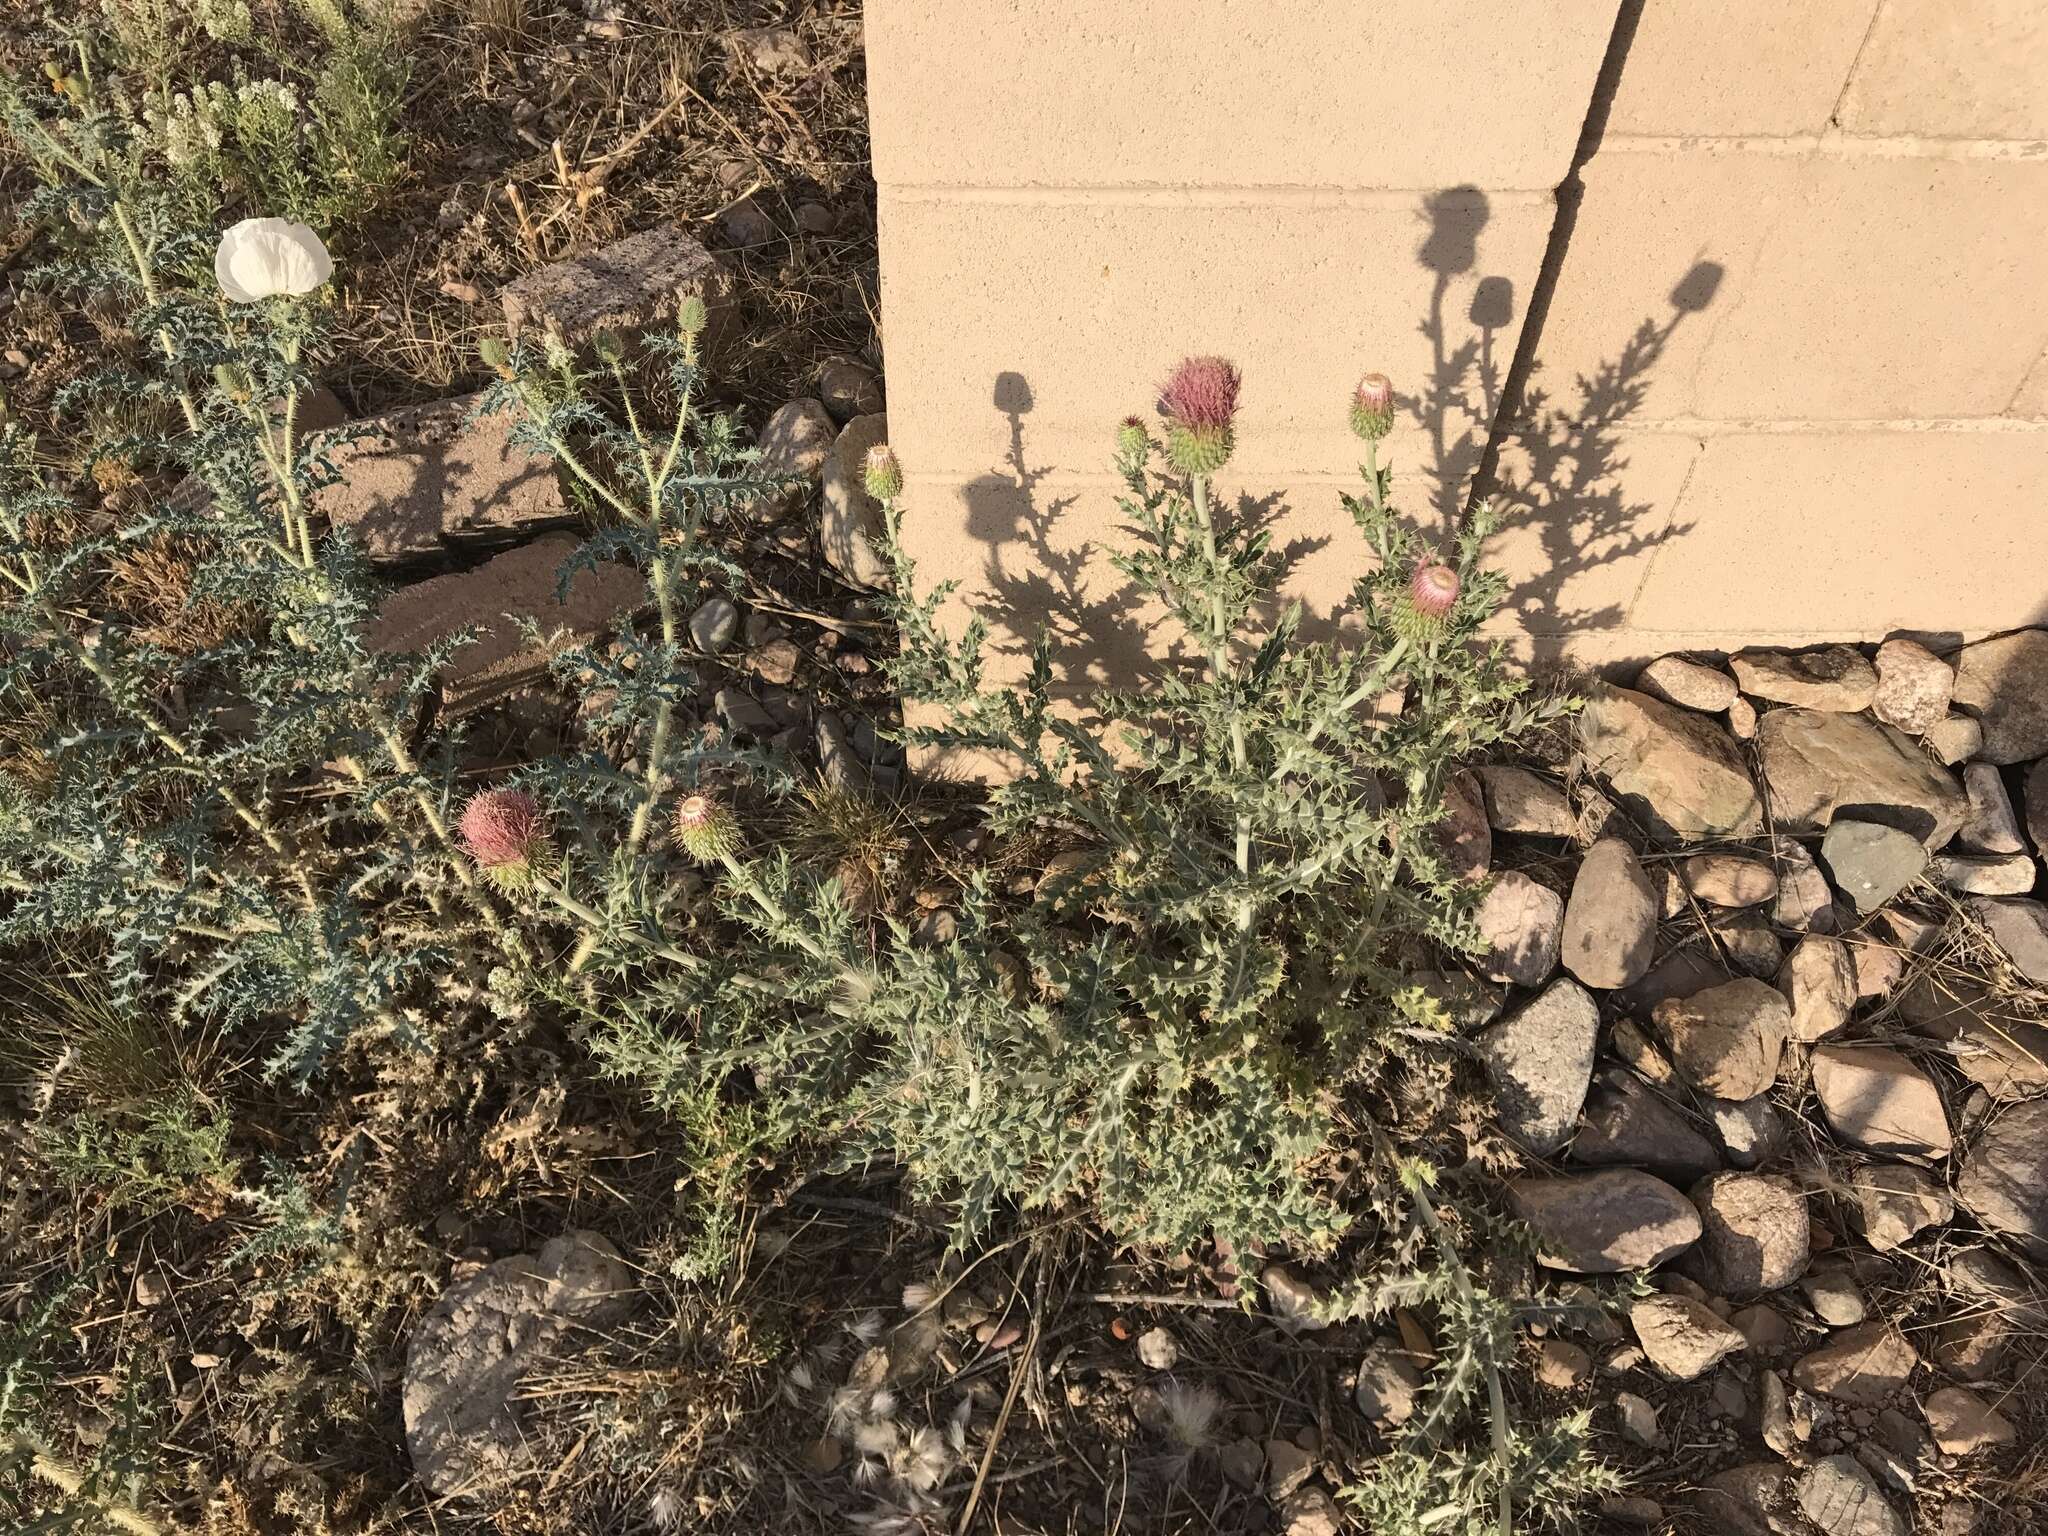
[
  {"xmin": 1688, "ymin": 155, "xmax": 2048, "ymax": 420},
  {"xmin": 1838, "ymin": 0, "xmax": 2048, "ymax": 140},
  {"xmin": 867, "ymin": 0, "xmax": 1619, "ymax": 192},
  {"xmin": 1542, "ymin": 150, "xmax": 2048, "ymax": 423},
  {"xmin": 1606, "ymin": 0, "xmax": 1877, "ymax": 137},
  {"xmin": 1623, "ymin": 429, "xmax": 2048, "ymax": 637},
  {"xmin": 876, "ymin": 188, "xmax": 1553, "ymax": 492}
]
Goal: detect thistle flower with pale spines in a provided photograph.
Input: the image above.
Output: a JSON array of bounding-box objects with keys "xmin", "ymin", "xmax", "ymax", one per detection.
[
  {"xmin": 477, "ymin": 335, "xmax": 512, "ymax": 377},
  {"xmin": 1115, "ymin": 415, "xmax": 1150, "ymax": 464},
  {"xmin": 1392, "ymin": 559, "xmax": 1461, "ymax": 648},
  {"xmin": 862, "ymin": 444, "xmax": 903, "ymax": 502},
  {"xmin": 458, "ymin": 788, "xmax": 556, "ymax": 893},
  {"xmin": 1351, "ymin": 372, "xmax": 1395, "ymax": 442},
  {"xmin": 593, "ymin": 328, "xmax": 625, "ymax": 366},
  {"xmin": 1156, "ymin": 355, "xmax": 1240, "ymax": 477},
  {"xmin": 672, "ymin": 791, "xmax": 740, "ymax": 863},
  {"xmin": 677, "ymin": 293, "xmax": 708, "ymax": 337}
]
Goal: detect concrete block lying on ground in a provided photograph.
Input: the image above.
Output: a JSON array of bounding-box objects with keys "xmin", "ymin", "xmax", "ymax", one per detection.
[
  {"xmin": 307, "ymin": 392, "xmax": 570, "ymax": 563},
  {"xmin": 368, "ymin": 533, "xmax": 644, "ymax": 714}
]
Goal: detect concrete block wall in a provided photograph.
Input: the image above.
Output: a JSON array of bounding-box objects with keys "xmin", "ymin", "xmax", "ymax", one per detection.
[{"xmin": 867, "ymin": 1, "xmax": 2048, "ymax": 715}]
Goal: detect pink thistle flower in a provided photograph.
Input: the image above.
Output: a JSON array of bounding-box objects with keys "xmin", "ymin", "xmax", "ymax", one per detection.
[
  {"xmin": 1155, "ymin": 356, "xmax": 1241, "ymax": 476},
  {"xmin": 1410, "ymin": 560, "xmax": 1460, "ymax": 618},
  {"xmin": 1350, "ymin": 372, "xmax": 1395, "ymax": 441},
  {"xmin": 458, "ymin": 788, "xmax": 554, "ymax": 891}
]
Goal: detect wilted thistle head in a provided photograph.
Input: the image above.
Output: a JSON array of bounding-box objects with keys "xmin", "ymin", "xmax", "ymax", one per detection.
[
  {"xmin": 1156, "ymin": 355, "xmax": 1240, "ymax": 477},
  {"xmin": 1393, "ymin": 558, "xmax": 1461, "ymax": 648},
  {"xmin": 862, "ymin": 443, "xmax": 903, "ymax": 501},
  {"xmin": 459, "ymin": 788, "xmax": 554, "ymax": 892},
  {"xmin": 593, "ymin": 328, "xmax": 625, "ymax": 365},
  {"xmin": 1350, "ymin": 371, "xmax": 1395, "ymax": 441},
  {"xmin": 672, "ymin": 791, "xmax": 740, "ymax": 862},
  {"xmin": 477, "ymin": 335, "xmax": 513, "ymax": 378}
]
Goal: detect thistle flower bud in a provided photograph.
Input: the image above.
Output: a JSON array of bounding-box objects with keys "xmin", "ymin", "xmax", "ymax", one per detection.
[
  {"xmin": 1350, "ymin": 372, "xmax": 1395, "ymax": 441},
  {"xmin": 593, "ymin": 328, "xmax": 625, "ymax": 365},
  {"xmin": 1115, "ymin": 415, "xmax": 1149, "ymax": 462},
  {"xmin": 1156, "ymin": 355, "xmax": 1241, "ymax": 478},
  {"xmin": 861, "ymin": 443, "xmax": 903, "ymax": 502},
  {"xmin": 676, "ymin": 294, "xmax": 708, "ymax": 337},
  {"xmin": 459, "ymin": 788, "xmax": 555, "ymax": 893},
  {"xmin": 212, "ymin": 363, "xmax": 253, "ymax": 403},
  {"xmin": 672, "ymin": 791, "xmax": 740, "ymax": 863},
  {"xmin": 1392, "ymin": 559, "xmax": 1461, "ymax": 648},
  {"xmin": 477, "ymin": 335, "xmax": 511, "ymax": 374},
  {"xmin": 541, "ymin": 321, "xmax": 572, "ymax": 374}
]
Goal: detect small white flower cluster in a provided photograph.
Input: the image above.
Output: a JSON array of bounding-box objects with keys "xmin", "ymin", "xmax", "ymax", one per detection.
[
  {"xmin": 144, "ymin": 90, "xmax": 225, "ymax": 169},
  {"xmin": 193, "ymin": 0, "xmax": 256, "ymax": 44}
]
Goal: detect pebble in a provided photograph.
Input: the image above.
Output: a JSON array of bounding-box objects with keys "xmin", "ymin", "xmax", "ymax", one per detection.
[
  {"xmin": 1636, "ymin": 654, "xmax": 1738, "ymax": 713},
  {"xmin": 1616, "ymin": 1391, "xmax": 1661, "ymax": 1447},
  {"xmin": 689, "ymin": 596, "xmax": 739, "ymax": 653},
  {"xmin": 1819, "ymin": 820, "xmax": 1928, "ymax": 915},
  {"xmin": 1923, "ymin": 713, "xmax": 1983, "ymax": 765},
  {"xmin": 1957, "ymin": 763, "xmax": 2024, "ymax": 854},
  {"xmin": 1474, "ymin": 765, "xmax": 1576, "ymax": 837},
  {"xmin": 1792, "ymin": 1322, "xmax": 1918, "ymax": 1406},
  {"xmin": 817, "ymin": 359, "xmax": 885, "ymax": 422},
  {"xmin": 1810, "ymin": 1044, "xmax": 1951, "ymax": 1159},
  {"xmin": 1777, "ymin": 933, "xmax": 1856, "ymax": 1042},
  {"xmin": 1684, "ymin": 851, "xmax": 1779, "ymax": 907},
  {"xmin": 1535, "ymin": 1338, "xmax": 1591, "ymax": 1389},
  {"xmin": 1870, "ymin": 638, "xmax": 1954, "ymax": 735},
  {"xmin": 1135, "ymin": 1327, "xmax": 1178, "ymax": 1371},
  {"xmin": 1689, "ymin": 1171, "xmax": 1811, "ymax": 1298},
  {"xmin": 1477, "ymin": 978, "xmax": 1599, "ymax": 1155},
  {"xmin": 1922, "ymin": 1386, "xmax": 2015, "ymax": 1456},
  {"xmin": 1472, "ymin": 870, "xmax": 1563, "ymax": 987},
  {"xmin": 1261, "ymin": 1264, "xmax": 1328, "ymax": 1335}
]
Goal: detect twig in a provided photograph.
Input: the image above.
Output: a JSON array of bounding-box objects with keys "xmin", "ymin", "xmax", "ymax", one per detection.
[
  {"xmin": 1089, "ymin": 1291, "xmax": 1246, "ymax": 1311},
  {"xmin": 954, "ymin": 1239, "xmax": 1051, "ymax": 1535}
]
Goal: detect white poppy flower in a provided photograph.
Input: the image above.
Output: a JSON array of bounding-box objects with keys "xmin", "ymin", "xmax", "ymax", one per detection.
[{"xmin": 213, "ymin": 217, "xmax": 333, "ymax": 303}]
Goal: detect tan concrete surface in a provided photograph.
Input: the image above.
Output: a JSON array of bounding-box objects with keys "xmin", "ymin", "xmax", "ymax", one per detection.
[{"xmin": 868, "ymin": 0, "xmax": 2048, "ymax": 731}]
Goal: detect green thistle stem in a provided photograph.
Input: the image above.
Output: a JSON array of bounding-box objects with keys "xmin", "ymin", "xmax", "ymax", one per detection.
[{"xmin": 1191, "ymin": 473, "xmax": 1253, "ymax": 914}]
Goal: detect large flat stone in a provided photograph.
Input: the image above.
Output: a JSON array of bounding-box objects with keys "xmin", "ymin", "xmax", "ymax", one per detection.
[
  {"xmin": 498, "ymin": 224, "xmax": 733, "ymax": 349},
  {"xmin": 1510, "ymin": 1169, "xmax": 1702, "ymax": 1274},
  {"xmin": 1477, "ymin": 977, "xmax": 1598, "ymax": 1156},
  {"xmin": 1652, "ymin": 978, "xmax": 1790, "ymax": 1101},
  {"xmin": 369, "ymin": 533, "xmax": 645, "ymax": 713},
  {"xmin": 1951, "ymin": 630, "xmax": 2048, "ymax": 766},
  {"xmin": 309, "ymin": 393, "xmax": 570, "ymax": 563},
  {"xmin": 1578, "ymin": 685, "xmax": 1763, "ymax": 847},
  {"xmin": 1757, "ymin": 709, "xmax": 1966, "ymax": 847},
  {"xmin": 1809, "ymin": 1044, "xmax": 1951, "ymax": 1160},
  {"xmin": 1957, "ymin": 1096, "xmax": 2048, "ymax": 1254}
]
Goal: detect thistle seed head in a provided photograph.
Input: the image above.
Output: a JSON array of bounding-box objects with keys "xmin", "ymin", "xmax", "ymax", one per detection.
[
  {"xmin": 1350, "ymin": 371, "xmax": 1396, "ymax": 441},
  {"xmin": 862, "ymin": 443, "xmax": 903, "ymax": 502},
  {"xmin": 672, "ymin": 790, "xmax": 740, "ymax": 862}
]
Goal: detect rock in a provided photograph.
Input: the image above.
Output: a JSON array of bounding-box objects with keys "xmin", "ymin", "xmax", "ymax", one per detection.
[
  {"xmin": 403, "ymin": 1231, "xmax": 634, "ymax": 1495},
  {"xmin": 1630, "ymin": 1293, "xmax": 1746, "ymax": 1380},
  {"xmin": 1732, "ymin": 646, "xmax": 1878, "ymax": 712},
  {"xmin": 1534, "ymin": 1338, "xmax": 1591, "ymax": 1389},
  {"xmin": 1578, "ymin": 685, "xmax": 1764, "ymax": 847},
  {"xmin": 499, "ymin": 224, "xmax": 732, "ymax": 351},
  {"xmin": 1510, "ymin": 1169, "xmax": 1702, "ymax": 1273},
  {"xmin": 1611, "ymin": 1018, "xmax": 1678, "ymax": 1084},
  {"xmin": 1217, "ymin": 1438, "xmax": 1263, "ymax": 1490},
  {"xmin": 1957, "ymin": 764, "xmax": 2025, "ymax": 854},
  {"xmin": 1810, "ymin": 1045, "xmax": 1951, "ymax": 1159},
  {"xmin": 1956, "ymin": 1095, "xmax": 2048, "ymax": 1251},
  {"xmin": 1846, "ymin": 1164, "xmax": 1952, "ymax": 1252},
  {"xmin": 1263, "ymin": 1437, "xmax": 1315, "ymax": 1499},
  {"xmin": 309, "ymin": 393, "xmax": 572, "ymax": 562},
  {"xmin": 1951, "ymin": 629, "xmax": 2048, "ymax": 765},
  {"xmin": 1573, "ymin": 1069, "xmax": 1720, "ymax": 1185},
  {"xmin": 1777, "ymin": 935, "xmax": 1856, "ymax": 1043},
  {"xmin": 1933, "ymin": 1310, "xmax": 2006, "ymax": 1383},
  {"xmin": 1791, "ymin": 1322, "xmax": 1917, "ymax": 1405},
  {"xmin": 729, "ymin": 24, "xmax": 811, "ymax": 72},
  {"xmin": 1261, "ymin": 1264, "xmax": 1328, "ymax": 1334},
  {"xmin": 1560, "ymin": 837, "xmax": 1657, "ymax": 988},
  {"xmin": 1616, "ymin": 947, "xmax": 1733, "ymax": 1015},
  {"xmin": 1477, "ymin": 978, "xmax": 1598, "ymax": 1155},
  {"xmin": 1355, "ymin": 1345, "xmax": 1422, "ymax": 1427},
  {"xmin": 821, "ymin": 412, "xmax": 891, "ymax": 590},
  {"xmin": 1757, "ymin": 709, "xmax": 1967, "ymax": 846},
  {"xmin": 1797, "ymin": 1455, "xmax": 1908, "ymax": 1536},
  {"xmin": 1472, "ymin": 870, "xmax": 1563, "ymax": 987},
  {"xmin": 816, "ymin": 711, "xmax": 871, "ymax": 795},
  {"xmin": 1969, "ymin": 896, "xmax": 2048, "ymax": 982},
  {"xmin": 715, "ymin": 686, "xmax": 776, "ymax": 738},
  {"xmin": 1939, "ymin": 1502, "xmax": 1979, "ymax": 1536},
  {"xmin": 1132, "ymin": 1326, "xmax": 1179, "ymax": 1371},
  {"xmin": 689, "ymin": 595, "xmax": 738, "ymax": 653},
  {"xmin": 1730, "ymin": 1304, "xmax": 1792, "ymax": 1350},
  {"xmin": 1690, "ymin": 1172, "xmax": 1810, "ymax": 1297},
  {"xmin": 1601, "ymin": 1494, "xmax": 1666, "ymax": 1526},
  {"xmin": 817, "ymin": 359, "xmax": 884, "ymax": 423},
  {"xmin": 1770, "ymin": 835, "xmax": 1841, "ymax": 932},
  {"xmin": 1820, "ymin": 821, "xmax": 1928, "ymax": 915},
  {"xmin": 1760, "ymin": 1368, "xmax": 1798, "ymax": 1455},
  {"xmin": 1709, "ymin": 1095, "xmax": 1786, "ymax": 1169},
  {"xmin": 1473, "ymin": 765, "xmax": 1575, "ymax": 837},
  {"xmin": 1800, "ymin": 1267, "xmax": 1867, "ymax": 1326},
  {"xmin": 1922, "ymin": 1387, "xmax": 2014, "ymax": 1456},
  {"xmin": 1728, "ymin": 695, "xmax": 1758, "ymax": 738},
  {"xmin": 1615, "ymin": 1390, "xmax": 1660, "ymax": 1446},
  {"xmin": 1637, "ymin": 654, "xmax": 1739, "ymax": 713},
  {"xmin": 1698, "ymin": 1463, "xmax": 1795, "ymax": 1536},
  {"xmin": 1710, "ymin": 908, "xmax": 1784, "ymax": 977},
  {"xmin": 1653, "ymin": 978, "xmax": 1791, "ymax": 1100},
  {"xmin": 1930, "ymin": 851, "xmax": 2036, "ymax": 895},
  {"xmin": 370, "ymin": 534, "xmax": 643, "ymax": 714},
  {"xmin": 1935, "ymin": 1004, "xmax": 2048, "ymax": 1101},
  {"xmin": 1411, "ymin": 969, "xmax": 1508, "ymax": 1033},
  {"xmin": 1437, "ymin": 770, "xmax": 1490, "ymax": 881},
  {"xmin": 716, "ymin": 197, "xmax": 777, "ymax": 249},
  {"xmin": 2028, "ymin": 757, "xmax": 2048, "ymax": 854},
  {"xmin": 1280, "ymin": 1486, "xmax": 1343, "ymax": 1536},
  {"xmin": 1871, "ymin": 638, "xmax": 1954, "ymax": 735},
  {"xmin": 1685, "ymin": 851, "xmax": 1779, "ymax": 908},
  {"xmin": 1924, "ymin": 714, "xmax": 1984, "ymax": 765},
  {"xmin": 1950, "ymin": 1248, "xmax": 2048, "ymax": 1325},
  {"xmin": 749, "ymin": 398, "xmax": 836, "ymax": 520},
  {"xmin": 1848, "ymin": 935, "xmax": 1905, "ymax": 999}
]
